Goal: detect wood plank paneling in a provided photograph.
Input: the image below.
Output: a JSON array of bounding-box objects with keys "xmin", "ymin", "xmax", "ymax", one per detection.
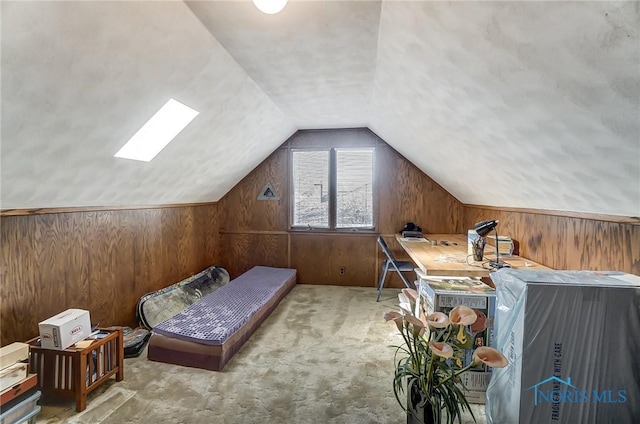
[
  {"xmin": 33, "ymin": 213, "xmax": 90, "ymax": 325},
  {"xmin": 160, "ymin": 208, "xmax": 180, "ymax": 285},
  {"xmin": 218, "ymin": 128, "xmax": 637, "ymax": 288},
  {"xmin": 377, "ymin": 144, "xmax": 462, "ymax": 235},
  {"xmin": 110, "ymin": 210, "xmax": 136, "ymax": 326},
  {"xmin": 86, "ymin": 212, "xmax": 119, "ymax": 327},
  {"xmin": 1, "ymin": 216, "xmax": 37, "ymax": 345},
  {"xmin": 64, "ymin": 213, "xmax": 90, "ymax": 308},
  {"xmin": 288, "ymin": 128, "xmax": 380, "ymax": 149},
  {"xmin": 194, "ymin": 205, "xmax": 220, "ymax": 269},
  {"xmin": 219, "ymin": 148, "xmax": 289, "ymax": 233},
  {"xmin": 289, "ymin": 233, "xmax": 376, "ymax": 286},
  {"xmin": 463, "ymin": 206, "xmax": 639, "ymax": 275},
  {"xmin": 4, "ymin": 126, "xmax": 634, "ymax": 345},
  {"xmin": 459, "ymin": 204, "xmax": 640, "ymax": 225},
  {"xmin": 0, "ymin": 202, "xmax": 216, "ymax": 217},
  {"xmin": 133, "ymin": 209, "xmax": 164, "ymax": 298},
  {"xmin": 219, "ymin": 233, "xmax": 289, "ymax": 279},
  {"xmin": 1, "ymin": 204, "xmax": 219, "ymax": 346},
  {"xmin": 624, "ymin": 225, "xmax": 640, "ymax": 273},
  {"xmin": 289, "ymin": 235, "xmax": 333, "ymax": 284},
  {"xmin": 218, "ymin": 129, "xmax": 464, "ymax": 287},
  {"xmin": 566, "ymin": 219, "xmax": 628, "ymax": 272},
  {"xmin": 33, "ymin": 214, "xmax": 68, "ymax": 324}
]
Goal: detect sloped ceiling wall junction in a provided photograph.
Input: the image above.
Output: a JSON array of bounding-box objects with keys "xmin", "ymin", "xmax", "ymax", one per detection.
[{"xmin": 2, "ymin": 1, "xmax": 638, "ymax": 217}]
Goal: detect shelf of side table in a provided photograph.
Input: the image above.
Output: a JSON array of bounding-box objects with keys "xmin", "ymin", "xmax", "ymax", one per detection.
[{"xmin": 27, "ymin": 326, "xmax": 124, "ymax": 412}]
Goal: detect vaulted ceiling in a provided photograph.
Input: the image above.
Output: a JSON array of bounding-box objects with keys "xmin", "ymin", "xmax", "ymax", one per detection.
[{"xmin": 2, "ymin": 1, "xmax": 639, "ymax": 216}]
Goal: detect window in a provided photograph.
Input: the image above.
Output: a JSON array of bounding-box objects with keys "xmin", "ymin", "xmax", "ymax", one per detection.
[
  {"xmin": 114, "ymin": 99, "xmax": 199, "ymax": 162},
  {"xmin": 292, "ymin": 148, "xmax": 374, "ymax": 230}
]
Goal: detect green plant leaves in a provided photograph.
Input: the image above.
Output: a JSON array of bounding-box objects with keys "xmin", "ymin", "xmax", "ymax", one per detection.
[{"xmin": 389, "ymin": 318, "xmax": 478, "ymax": 423}]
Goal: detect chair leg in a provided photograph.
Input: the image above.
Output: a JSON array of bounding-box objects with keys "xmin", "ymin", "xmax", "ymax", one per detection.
[
  {"xmin": 399, "ymin": 272, "xmax": 414, "ymax": 290},
  {"xmin": 390, "ymin": 263, "xmax": 414, "ymax": 289},
  {"xmin": 376, "ymin": 262, "xmax": 390, "ymax": 302}
]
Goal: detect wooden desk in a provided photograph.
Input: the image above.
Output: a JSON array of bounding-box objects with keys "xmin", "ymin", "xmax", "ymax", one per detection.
[{"xmin": 396, "ymin": 234, "xmax": 549, "ymax": 278}]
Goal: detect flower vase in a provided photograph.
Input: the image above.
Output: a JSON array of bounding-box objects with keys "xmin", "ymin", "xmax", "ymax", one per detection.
[{"xmin": 407, "ymin": 385, "xmax": 437, "ymax": 424}]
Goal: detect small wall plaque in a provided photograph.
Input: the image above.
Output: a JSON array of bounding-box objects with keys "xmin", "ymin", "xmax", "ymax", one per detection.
[{"xmin": 257, "ymin": 183, "xmax": 280, "ymax": 200}]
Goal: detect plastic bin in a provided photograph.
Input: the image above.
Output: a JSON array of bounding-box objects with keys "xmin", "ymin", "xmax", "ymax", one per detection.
[{"xmin": 0, "ymin": 390, "xmax": 41, "ymax": 424}]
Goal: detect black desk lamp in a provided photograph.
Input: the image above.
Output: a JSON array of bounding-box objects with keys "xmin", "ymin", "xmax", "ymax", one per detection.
[{"xmin": 474, "ymin": 219, "xmax": 509, "ymax": 269}]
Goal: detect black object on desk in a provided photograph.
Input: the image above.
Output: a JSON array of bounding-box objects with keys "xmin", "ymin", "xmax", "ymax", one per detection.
[{"xmin": 402, "ymin": 230, "xmax": 423, "ymax": 238}]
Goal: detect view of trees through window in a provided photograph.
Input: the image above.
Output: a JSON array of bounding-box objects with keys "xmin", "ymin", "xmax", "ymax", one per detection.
[
  {"xmin": 292, "ymin": 148, "xmax": 374, "ymax": 229},
  {"xmin": 292, "ymin": 150, "xmax": 329, "ymax": 227}
]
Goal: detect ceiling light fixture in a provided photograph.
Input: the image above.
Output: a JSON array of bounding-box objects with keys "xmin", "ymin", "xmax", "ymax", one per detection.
[
  {"xmin": 253, "ymin": 0, "xmax": 288, "ymax": 14},
  {"xmin": 114, "ymin": 98, "xmax": 199, "ymax": 162}
]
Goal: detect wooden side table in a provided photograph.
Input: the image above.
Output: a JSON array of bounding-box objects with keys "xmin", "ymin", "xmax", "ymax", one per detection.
[{"xmin": 27, "ymin": 326, "xmax": 124, "ymax": 412}]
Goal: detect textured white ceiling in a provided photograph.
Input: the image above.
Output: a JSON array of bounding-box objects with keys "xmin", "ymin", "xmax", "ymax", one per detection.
[
  {"xmin": 369, "ymin": 1, "xmax": 640, "ymax": 216},
  {"xmin": 1, "ymin": 1, "xmax": 639, "ymax": 216},
  {"xmin": 1, "ymin": 0, "xmax": 295, "ymax": 208},
  {"xmin": 186, "ymin": 0, "xmax": 380, "ymax": 129}
]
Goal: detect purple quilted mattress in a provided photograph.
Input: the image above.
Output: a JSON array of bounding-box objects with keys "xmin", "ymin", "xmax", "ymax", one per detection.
[{"xmin": 153, "ymin": 266, "xmax": 296, "ymax": 345}]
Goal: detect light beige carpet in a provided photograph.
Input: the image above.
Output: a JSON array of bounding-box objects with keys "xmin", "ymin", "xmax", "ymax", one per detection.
[{"xmin": 36, "ymin": 285, "xmax": 486, "ymax": 424}]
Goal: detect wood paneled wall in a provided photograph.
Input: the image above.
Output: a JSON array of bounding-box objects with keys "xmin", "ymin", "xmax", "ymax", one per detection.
[
  {"xmin": 218, "ymin": 128, "xmax": 463, "ymax": 287},
  {"xmin": 377, "ymin": 143, "xmax": 463, "ymax": 235},
  {"xmin": 1, "ymin": 204, "xmax": 219, "ymax": 346},
  {"xmin": 5, "ymin": 129, "xmax": 634, "ymax": 345},
  {"xmin": 218, "ymin": 128, "xmax": 638, "ymax": 284},
  {"xmin": 463, "ymin": 206, "xmax": 640, "ymax": 275}
]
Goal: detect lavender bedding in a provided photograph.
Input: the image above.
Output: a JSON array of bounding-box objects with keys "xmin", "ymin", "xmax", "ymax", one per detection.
[{"xmin": 153, "ymin": 266, "xmax": 297, "ymax": 345}]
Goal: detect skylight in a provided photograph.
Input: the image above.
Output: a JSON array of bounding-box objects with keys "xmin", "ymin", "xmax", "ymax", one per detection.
[{"xmin": 114, "ymin": 98, "xmax": 199, "ymax": 162}]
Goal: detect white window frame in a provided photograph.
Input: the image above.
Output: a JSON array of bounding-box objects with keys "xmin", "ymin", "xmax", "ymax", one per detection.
[{"xmin": 290, "ymin": 147, "xmax": 375, "ymax": 231}]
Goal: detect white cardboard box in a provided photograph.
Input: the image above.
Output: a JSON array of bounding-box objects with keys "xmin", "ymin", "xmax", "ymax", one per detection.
[
  {"xmin": 414, "ymin": 271, "xmax": 497, "ymax": 404},
  {"xmin": 0, "ymin": 362, "xmax": 28, "ymax": 392},
  {"xmin": 0, "ymin": 342, "xmax": 29, "ymax": 370},
  {"xmin": 464, "ymin": 390, "xmax": 488, "ymax": 405},
  {"xmin": 38, "ymin": 309, "xmax": 91, "ymax": 350},
  {"xmin": 459, "ymin": 371, "xmax": 492, "ymax": 404},
  {"xmin": 415, "ymin": 271, "xmax": 497, "ymax": 360},
  {"xmin": 486, "ymin": 270, "xmax": 640, "ymax": 424}
]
